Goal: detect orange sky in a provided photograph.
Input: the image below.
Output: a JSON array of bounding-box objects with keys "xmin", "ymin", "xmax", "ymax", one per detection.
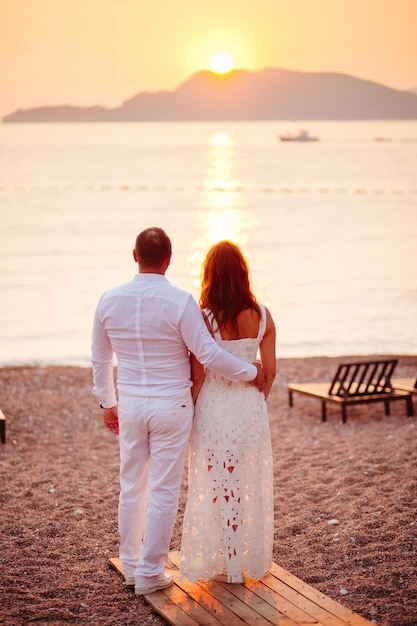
[{"xmin": 1, "ymin": 0, "xmax": 416, "ymax": 120}]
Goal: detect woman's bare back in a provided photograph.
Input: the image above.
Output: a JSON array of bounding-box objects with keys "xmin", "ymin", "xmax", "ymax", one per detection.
[{"xmin": 217, "ymin": 308, "xmax": 260, "ymax": 340}]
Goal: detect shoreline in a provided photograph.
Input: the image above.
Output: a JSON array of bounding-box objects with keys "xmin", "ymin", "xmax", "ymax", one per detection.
[
  {"xmin": 0, "ymin": 350, "xmax": 416, "ymax": 369},
  {"xmin": 1, "ymin": 354, "xmax": 416, "ymax": 625}
]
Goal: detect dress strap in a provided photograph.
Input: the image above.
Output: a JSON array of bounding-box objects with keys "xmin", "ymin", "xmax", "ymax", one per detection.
[{"xmin": 257, "ymin": 304, "xmax": 267, "ymax": 341}]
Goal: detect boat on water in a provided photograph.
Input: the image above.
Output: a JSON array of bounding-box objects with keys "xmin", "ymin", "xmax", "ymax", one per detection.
[{"xmin": 279, "ymin": 129, "xmax": 319, "ymax": 142}]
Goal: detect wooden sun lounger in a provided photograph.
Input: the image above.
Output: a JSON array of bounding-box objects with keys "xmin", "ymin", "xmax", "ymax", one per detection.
[
  {"xmin": 392, "ymin": 377, "xmax": 417, "ymax": 394},
  {"xmin": 288, "ymin": 358, "xmax": 413, "ymax": 423}
]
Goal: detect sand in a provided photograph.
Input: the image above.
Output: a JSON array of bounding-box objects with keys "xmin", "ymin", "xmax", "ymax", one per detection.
[{"xmin": 0, "ymin": 355, "xmax": 416, "ymax": 626}]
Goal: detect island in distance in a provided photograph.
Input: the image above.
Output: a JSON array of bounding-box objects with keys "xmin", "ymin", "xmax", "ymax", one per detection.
[{"xmin": 3, "ymin": 67, "xmax": 417, "ymax": 122}]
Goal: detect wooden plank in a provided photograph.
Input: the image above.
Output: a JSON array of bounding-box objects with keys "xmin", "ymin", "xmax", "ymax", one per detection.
[
  {"xmin": 289, "ymin": 382, "xmax": 410, "ymax": 403},
  {"xmin": 170, "ymin": 577, "xmax": 251, "ymax": 626},
  {"xmin": 289, "ymin": 382, "xmax": 335, "ymax": 400},
  {"xmin": 109, "ymin": 556, "xmax": 246, "ymax": 625},
  {"xmin": 211, "ymin": 579, "xmax": 307, "ymax": 626},
  {"xmin": 140, "ymin": 591, "xmax": 201, "ymax": 626},
  {"xmin": 109, "ymin": 559, "xmax": 201, "ymax": 626},
  {"xmin": 393, "ymin": 377, "xmax": 417, "ymax": 394},
  {"xmin": 250, "ymin": 572, "xmax": 346, "ymax": 626},
  {"xmin": 169, "ymin": 551, "xmax": 296, "ymax": 626},
  {"xmin": 245, "ymin": 575, "xmax": 329, "ymax": 625},
  {"xmin": 163, "ymin": 582, "xmax": 226, "ymax": 626},
  {"xmin": 185, "ymin": 579, "xmax": 282, "ymax": 625},
  {"xmin": 270, "ymin": 563, "xmax": 372, "ymax": 626},
  {"xmin": 109, "ymin": 552, "xmax": 374, "ymax": 626}
]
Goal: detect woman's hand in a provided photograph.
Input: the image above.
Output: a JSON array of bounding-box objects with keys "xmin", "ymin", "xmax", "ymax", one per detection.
[
  {"xmin": 250, "ymin": 362, "xmax": 266, "ymax": 392},
  {"xmin": 102, "ymin": 406, "xmax": 119, "ymax": 435}
]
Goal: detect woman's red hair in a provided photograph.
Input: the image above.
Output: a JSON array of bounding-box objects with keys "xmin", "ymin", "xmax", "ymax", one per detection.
[{"xmin": 200, "ymin": 241, "xmax": 260, "ymax": 332}]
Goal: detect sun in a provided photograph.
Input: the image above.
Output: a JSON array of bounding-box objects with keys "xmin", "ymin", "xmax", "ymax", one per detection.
[{"xmin": 209, "ymin": 52, "xmax": 235, "ymax": 75}]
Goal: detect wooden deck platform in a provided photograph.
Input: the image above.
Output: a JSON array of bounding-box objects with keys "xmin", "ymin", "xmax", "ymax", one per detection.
[{"xmin": 109, "ymin": 551, "xmax": 373, "ymax": 626}]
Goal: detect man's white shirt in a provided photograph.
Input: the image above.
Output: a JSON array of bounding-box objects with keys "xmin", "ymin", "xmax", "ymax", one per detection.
[{"xmin": 92, "ymin": 273, "xmax": 257, "ymax": 407}]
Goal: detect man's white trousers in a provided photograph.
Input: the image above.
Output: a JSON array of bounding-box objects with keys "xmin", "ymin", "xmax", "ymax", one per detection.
[{"xmin": 117, "ymin": 393, "xmax": 193, "ymax": 580}]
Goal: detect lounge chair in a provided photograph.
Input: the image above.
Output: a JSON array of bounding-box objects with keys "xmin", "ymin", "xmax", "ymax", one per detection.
[{"xmin": 288, "ymin": 358, "xmax": 413, "ymax": 423}]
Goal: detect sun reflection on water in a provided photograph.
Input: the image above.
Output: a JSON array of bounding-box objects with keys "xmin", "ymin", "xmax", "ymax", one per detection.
[{"xmin": 189, "ymin": 131, "xmax": 257, "ymax": 288}]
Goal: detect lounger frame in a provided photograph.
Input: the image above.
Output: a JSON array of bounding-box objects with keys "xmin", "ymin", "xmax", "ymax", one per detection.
[{"xmin": 288, "ymin": 358, "xmax": 413, "ymax": 422}]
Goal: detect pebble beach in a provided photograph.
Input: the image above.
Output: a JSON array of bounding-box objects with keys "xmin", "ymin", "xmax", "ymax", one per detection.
[{"xmin": 0, "ymin": 354, "xmax": 416, "ymax": 626}]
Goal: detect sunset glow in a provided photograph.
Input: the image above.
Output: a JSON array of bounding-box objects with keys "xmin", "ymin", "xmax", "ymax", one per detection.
[{"xmin": 209, "ymin": 52, "xmax": 235, "ymax": 75}]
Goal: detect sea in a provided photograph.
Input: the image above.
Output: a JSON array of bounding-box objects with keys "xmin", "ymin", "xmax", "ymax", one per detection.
[{"xmin": 0, "ymin": 120, "xmax": 416, "ymax": 367}]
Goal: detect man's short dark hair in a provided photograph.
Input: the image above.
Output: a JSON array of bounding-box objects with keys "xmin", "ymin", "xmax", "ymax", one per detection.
[{"xmin": 135, "ymin": 227, "xmax": 172, "ymax": 267}]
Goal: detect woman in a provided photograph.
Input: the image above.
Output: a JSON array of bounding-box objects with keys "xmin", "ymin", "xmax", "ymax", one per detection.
[{"xmin": 180, "ymin": 240, "xmax": 276, "ymax": 583}]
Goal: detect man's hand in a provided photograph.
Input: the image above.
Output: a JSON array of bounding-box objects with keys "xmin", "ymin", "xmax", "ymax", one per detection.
[
  {"xmin": 250, "ymin": 362, "xmax": 265, "ymax": 392},
  {"xmin": 102, "ymin": 406, "xmax": 119, "ymax": 435}
]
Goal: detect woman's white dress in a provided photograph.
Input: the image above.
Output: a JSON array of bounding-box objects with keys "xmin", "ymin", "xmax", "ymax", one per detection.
[{"xmin": 180, "ymin": 305, "xmax": 274, "ymax": 583}]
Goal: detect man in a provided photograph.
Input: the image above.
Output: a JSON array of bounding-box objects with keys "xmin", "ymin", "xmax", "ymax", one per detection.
[{"xmin": 91, "ymin": 227, "xmax": 264, "ymax": 595}]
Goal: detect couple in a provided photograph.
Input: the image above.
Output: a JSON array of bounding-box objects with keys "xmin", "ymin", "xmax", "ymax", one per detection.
[{"xmin": 91, "ymin": 227, "xmax": 276, "ymax": 595}]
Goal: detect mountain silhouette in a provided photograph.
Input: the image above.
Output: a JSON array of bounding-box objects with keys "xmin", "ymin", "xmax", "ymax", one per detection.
[{"xmin": 3, "ymin": 68, "xmax": 417, "ymax": 122}]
